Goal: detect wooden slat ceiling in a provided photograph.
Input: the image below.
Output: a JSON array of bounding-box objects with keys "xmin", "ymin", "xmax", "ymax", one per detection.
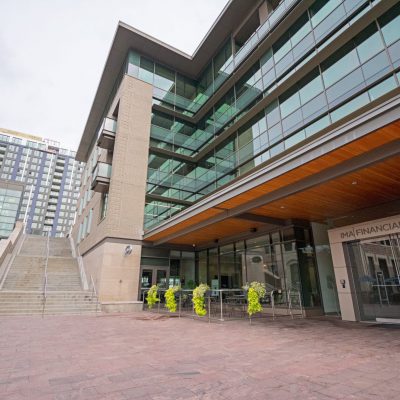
[
  {"xmin": 168, "ymin": 156, "xmax": 400, "ymax": 245},
  {"xmin": 218, "ymin": 122, "xmax": 400, "ymax": 210},
  {"xmin": 146, "ymin": 121, "xmax": 400, "ymax": 245}
]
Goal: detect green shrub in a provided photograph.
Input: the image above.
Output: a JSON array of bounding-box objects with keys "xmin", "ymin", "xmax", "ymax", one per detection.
[
  {"xmin": 165, "ymin": 286, "xmax": 180, "ymax": 312},
  {"xmin": 192, "ymin": 283, "xmax": 210, "ymax": 317},
  {"xmin": 146, "ymin": 285, "xmax": 159, "ymax": 309},
  {"xmin": 245, "ymin": 281, "xmax": 266, "ymax": 316}
]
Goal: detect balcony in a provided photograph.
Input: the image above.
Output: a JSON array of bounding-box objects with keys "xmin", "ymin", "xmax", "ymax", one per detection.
[
  {"xmin": 97, "ymin": 118, "xmax": 117, "ymax": 150},
  {"xmin": 91, "ymin": 162, "xmax": 111, "ymax": 193}
]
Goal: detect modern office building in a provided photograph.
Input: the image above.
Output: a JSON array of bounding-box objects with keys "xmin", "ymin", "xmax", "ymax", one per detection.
[
  {"xmin": 72, "ymin": 0, "xmax": 400, "ymax": 321},
  {"xmin": 0, "ymin": 179, "xmax": 24, "ymax": 239},
  {"xmin": 0, "ymin": 128, "xmax": 84, "ymax": 237}
]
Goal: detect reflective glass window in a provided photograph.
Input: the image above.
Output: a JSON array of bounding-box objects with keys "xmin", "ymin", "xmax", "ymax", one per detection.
[
  {"xmin": 310, "ymin": 0, "xmax": 341, "ymax": 28},
  {"xmin": 354, "ymin": 24, "xmax": 384, "ymax": 64},
  {"xmin": 154, "ymin": 64, "xmax": 175, "ymax": 92},
  {"xmin": 298, "ymin": 68, "xmax": 324, "ymax": 105},
  {"xmin": 378, "ymin": 4, "xmax": 400, "ymax": 46},
  {"xmin": 279, "ymin": 87, "xmax": 301, "ymax": 118},
  {"xmin": 273, "ymin": 32, "xmax": 291, "ymax": 63},
  {"xmin": 290, "ymin": 12, "xmax": 311, "ymax": 48},
  {"xmin": 265, "ymin": 100, "xmax": 280, "ymax": 127},
  {"xmin": 322, "ymin": 42, "xmax": 359, "ymax": 87}
]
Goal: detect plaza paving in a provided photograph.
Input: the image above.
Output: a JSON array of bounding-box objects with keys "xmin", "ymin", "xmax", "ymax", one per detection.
[{"xmin": 0, "ymin": 313, "xmax": 399, "ymax": 400}]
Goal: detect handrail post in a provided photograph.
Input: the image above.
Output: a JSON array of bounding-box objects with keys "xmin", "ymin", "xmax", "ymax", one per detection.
[
  {"xmin": 90, "ymin": 274, "xmax": 99, "ymax": 315},
  {"xmin": 219, "ymin": 290, "xmax": 224, "ymax": 322},
  {"xmin": 178, "ymin": 291, "xmax": 181, "ymax": 318},
  {"xmin": 208, "ymin": 295, "xmax": 211, "ymax": 324},
  {"xmin": 288, "ymin": 289, "xmax": 293, "ymax": 319},
  {"xmin": 298, "ymin": 288, "xmax": 304, "ymax": 318},
  {"xmin": 271, "ymin": 290, "xmax": 275, "ymax": 321}
]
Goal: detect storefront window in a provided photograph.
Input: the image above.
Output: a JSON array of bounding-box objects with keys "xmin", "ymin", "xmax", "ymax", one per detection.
[
  {"xmin": 346, "ymin": 235, "xmax": 400, "ymax": 321},
  {"xmin": 197, "ymin": 250, "xmax": 207, "ymax": 284},
  {"xmin": 181, "ymin": 252, "xmax": 195, "ymax": 289},
  {"xmin": 219, "ymin": 244, "xmax": 242, "ymax": 289},
  {"xmin": 208, "ymin": 248, "xmax": 219, "ymax": 291}
]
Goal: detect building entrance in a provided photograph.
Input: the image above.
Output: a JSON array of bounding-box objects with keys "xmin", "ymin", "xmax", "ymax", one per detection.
[
  {"xmin": 346, "ymin": 234, "xmax": 400, "ymax": 321},
  {"xmin": 140, "ymin": 266, "xmax": 169, "ymax": 300}
]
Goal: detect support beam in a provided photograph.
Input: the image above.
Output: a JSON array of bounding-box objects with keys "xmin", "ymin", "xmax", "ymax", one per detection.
[{"xmin": 234, "ymin": 213, "xmax": 286, "ymax": 226}]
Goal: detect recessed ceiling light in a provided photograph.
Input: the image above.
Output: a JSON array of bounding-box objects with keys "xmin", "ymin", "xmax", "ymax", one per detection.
[
  {"xmin": 352, "ymin": 181, "xmax": 358, "ymax": 185},
  {"xmin": 280, "ymin": 206, "xmax": 285, "ymax": 209}
]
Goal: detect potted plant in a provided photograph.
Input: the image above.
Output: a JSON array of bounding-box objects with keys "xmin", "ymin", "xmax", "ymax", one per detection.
[
  {"xmin": 146, "ymin": 284, "xmax": 159, "ymax": 309},
  {"xmin": 243, "ymin": 281, "xmax": 266, "ymax": 317},
  {"xmin": 192, "ymin": 283, "xmax": 210, "ymax": 316},
  {"xmin": 165, "ymin": 285, "xmax": 180, "ymax": 312}
]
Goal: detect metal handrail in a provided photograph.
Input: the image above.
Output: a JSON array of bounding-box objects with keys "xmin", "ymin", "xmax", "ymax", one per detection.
[
  {"xmin": 42, "ymin": 234, "xmax": 50, "ymax": 318},
  {"xmin": 90, "ymin": 274, "xmax": 99, "ymax": 315},
  {"xmin": 142, "ymin": 286, "xmax": 306, "ymax": 322}
]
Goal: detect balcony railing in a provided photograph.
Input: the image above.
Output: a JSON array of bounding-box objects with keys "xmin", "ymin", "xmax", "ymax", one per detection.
[
  {"xmin": 91, "ymin": 162, "xmax": 112, "ymax": 193},
  {"xmin": 97, "ymin": 117, "xmax": 117, "ymax": 150}
]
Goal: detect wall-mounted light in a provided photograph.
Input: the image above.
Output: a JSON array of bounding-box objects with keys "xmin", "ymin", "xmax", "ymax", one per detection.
[{"xmin": 124, "ymin": 245, "xmax": 133, "ymax": 256}]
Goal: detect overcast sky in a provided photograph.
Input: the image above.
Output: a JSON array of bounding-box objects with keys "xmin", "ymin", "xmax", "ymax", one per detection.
[{"xmin": 0, "ymin": 0, "xmax": 228, "ymax": 151}]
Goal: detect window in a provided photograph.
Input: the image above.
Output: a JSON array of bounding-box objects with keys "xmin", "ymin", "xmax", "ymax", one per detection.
[
  {"xmin": 154, "ymin": 64, "xmax": 175, "ymax": 93},
  {"xmin": 378, "ymin": 4, "xmax": 400, "ymax": 46},
  {"xmin": 87, "ymin": 209, "xmax": 93, "ymax": 235},
  {"xmin": 100, "ymin": 193, "xmax": 108, "ymax": 220},
  {"xmin": 321, "ymin": 43, "xmax": 359, "ymax": 88},
  {"xmin": 298, "ymin": 68, "xmax": 324, "ymax": 105},
  {"xmin": 354, "ymin": 24, "xmax": 384, "ymax": 64},
  {"xmin": 77, "ymin": 222, "xmax": 83, "ymax": 244},
  {"xmin": 279, "ymin": 87, "xmax": 300, "ymax": 118}
]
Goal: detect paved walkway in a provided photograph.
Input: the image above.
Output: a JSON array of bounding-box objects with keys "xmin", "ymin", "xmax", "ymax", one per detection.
[{"xmin": 0, "ymin": 313, "xmax": 399, "ymax": 399}]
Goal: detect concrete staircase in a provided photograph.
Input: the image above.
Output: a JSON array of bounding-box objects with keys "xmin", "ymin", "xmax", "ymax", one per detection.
[{"xmin": 0, "ymin": 235, "xmax": 99, "ymax": 316}]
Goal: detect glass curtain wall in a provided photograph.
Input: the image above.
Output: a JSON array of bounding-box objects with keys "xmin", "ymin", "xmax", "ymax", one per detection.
[
  {"xmin": 192, "ymin": 227, "xmax": 321, "ymax": 307},
  {"xmin": 143, "ymin": 2, "xmax": 400, "ymax": 230},
  {"xmin": 346, "ymin": 234, "xmax": 400, "ymax": 320}
]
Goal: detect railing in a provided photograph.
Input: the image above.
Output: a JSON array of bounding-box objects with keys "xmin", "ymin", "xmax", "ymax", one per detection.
[
  {"xmin": 42, "ymin": 234, "xmax": 50, "ymax": 318},
  {"xmin": 97, "ymin": 117, "xmax": 117, "ymax": 140},
  {"xmin": 142, "ymin": 287, "xmax": 304, "ymax": 323},
  {"xmin": 89, "ymin": 274, "xmax": 100, "ymax": 315},
  {"xmin": 92, "ymin": 162, "xmax": 112, "ymax": 180},
  {"xmin": 70, "ymin": 235, "xmax": 89, "ymax": 290},
  {"xmin": 0, "ymin": 222, "xmax": 25, "ymax": 289}
]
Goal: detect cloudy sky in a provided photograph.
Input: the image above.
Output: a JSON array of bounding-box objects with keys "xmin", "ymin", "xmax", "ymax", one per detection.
[{"xmin": 0, "ymin": 0, "xmax": 228, "ymax": 151}]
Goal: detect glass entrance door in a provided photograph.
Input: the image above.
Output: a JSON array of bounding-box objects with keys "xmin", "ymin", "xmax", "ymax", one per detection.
[
  {"xmin": 140, "ymin": 266, "xmax": 169, "ymax": 300},
  {"xmin": 346, "ymin": 234, "xmax": 400, "ymax": 321}
]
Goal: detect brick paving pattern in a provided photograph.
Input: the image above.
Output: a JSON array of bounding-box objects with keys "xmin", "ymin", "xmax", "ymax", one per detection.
[{"xmin": 0, "ymin": 313, "xmax": 399, "ymax": 399}]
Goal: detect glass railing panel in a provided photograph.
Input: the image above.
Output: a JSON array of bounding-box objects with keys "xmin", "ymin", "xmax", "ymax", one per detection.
[
  {"xmin": 94, "ymin": 162, "xmax": 112, "ymax": 179},
  {"xmin": 103, "ymin": 117, "xmax": 117, "ymax": 133}
]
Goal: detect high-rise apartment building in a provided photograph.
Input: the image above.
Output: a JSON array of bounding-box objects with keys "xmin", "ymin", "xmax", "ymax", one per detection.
[
  {"xmin": 0, "ymin": 128, "xmax": 84, "ymax": 237},
  {"xmin": 72, "ymin": 0, "xmax": 400, "ymax": 321}
]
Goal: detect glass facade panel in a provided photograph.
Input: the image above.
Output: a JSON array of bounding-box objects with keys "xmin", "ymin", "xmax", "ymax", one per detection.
[
  {"xmin": 121, "ymin": 1, "xmax": 400, "ymax": 230},
  {"xmin": 346, "ymin": 235, "xmax": 400, "ymax": 321},
  {"xmin": 378, "ymin": 4, "xmax": 400, "ymax": 46},
  {"xmin": 322, "ymin": 43, "xmax": 360, "ymax": 88}
]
